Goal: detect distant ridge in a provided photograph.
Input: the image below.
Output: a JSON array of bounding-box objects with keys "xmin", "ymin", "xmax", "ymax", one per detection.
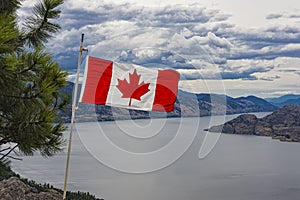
[
  {"xmin": 277, "ymin": 98, "xmax": 300, "ymax": 107},
  {"xmin": 62, "ymin": 82, "xmax": 278, "ymax": 122},
  {"xmin": 265, "ymin": 94, "xmax": 300, "ymax": 107},
  {"xmin": 207, "ymin": 105, "xmax": 300, "ymax": 143}
]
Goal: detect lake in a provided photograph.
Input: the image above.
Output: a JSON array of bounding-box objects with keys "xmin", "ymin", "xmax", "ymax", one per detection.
[{"xmin": 11, "ymin": 113, "xmax": 300, "ymax": 200}]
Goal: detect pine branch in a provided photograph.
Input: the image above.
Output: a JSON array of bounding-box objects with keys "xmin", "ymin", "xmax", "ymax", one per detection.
[
  {"xmin": 1, "ymin": 154, "xmax": 22, "ymax": 161},
  {"xmin": 17, "ymin": 61, "xmax": 37, "ymax": 74},
  {"xmin": 21, "ymin": 0, "xmax": 64, "ymax": 48},
  {"xmin": 0, "ymin": 0, "xmax": 67, "ymax": 164},
  {"xmin": 0, "ymin": 92, "xmax": 42, "ymax": 100},
  {"xmin": 0, "ymin": 144, "xmax": 19, "ymax": 161},
  {"xmin": 0, "ymin": 0, "xmax": 23, "ymax": 15},
  {"xmin": 0, "ymin": 147, "xmax": 11, "ymax": 153}
]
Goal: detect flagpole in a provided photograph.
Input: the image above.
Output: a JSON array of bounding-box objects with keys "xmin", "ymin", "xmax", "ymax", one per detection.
[{"xmin": 63, "ymin": 33, "xmax": 87, "ymax": 200}]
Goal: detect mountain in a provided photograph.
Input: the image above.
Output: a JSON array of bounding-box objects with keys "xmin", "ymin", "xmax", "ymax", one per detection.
[
  {"xmin": 63, "ymin": 82, "xmax": 277, "ymax": 122},
  {"xmin": 265, "ymin": 94, "xmax": 300, "ymax": 107},
  {"xmin": 226, "ymin": 95, "xmax": 277, "ymax": 113},
  {"xmin": 206, "ymin": 105, "xmax": 300, "ymax": 142},
  {"xmin": 278, "ymin": 98, "xmax": 300, "ymax": 107},
  {"xmin": 265, "ymin": 94, "xmax": 300, "ymax": 104}
]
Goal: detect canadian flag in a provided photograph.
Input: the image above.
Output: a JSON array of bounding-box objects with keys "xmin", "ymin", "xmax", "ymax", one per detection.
[{"xmin": 79, "ymin": 56, "xmax": 180, "ymax": 112}]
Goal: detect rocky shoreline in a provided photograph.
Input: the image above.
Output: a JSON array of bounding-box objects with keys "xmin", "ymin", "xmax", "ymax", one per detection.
[
  {"xmin": 206, "ymin": 105, "xmax": 300, "ymax": 143},
  {"xmin": 0, "ymin": 177, "xmax": 61, "ymax": 200},
  {"xmin": 0, "ymin": 176, "xmax": 104, "ymax": 200},
  {"xmin": 0, "ymin": 165, "xmax": 103, "ymax": 200}
]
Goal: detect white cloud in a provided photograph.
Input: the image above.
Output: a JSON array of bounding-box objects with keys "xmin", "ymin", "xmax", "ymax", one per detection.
[
  {"xmin": 280, "ymin": 43, "xmax": 300, "ymax": 52},
  {"xmin": 19, "ymin": 0, "xmax": 300, "ymax": 97}
]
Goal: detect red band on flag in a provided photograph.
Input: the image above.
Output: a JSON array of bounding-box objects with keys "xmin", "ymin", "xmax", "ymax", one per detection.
[
  {"xmin": 152, "ymin": 70, "xmax": 180, "ymax": 112},
  {"xmin": 81, "ymin": 56, "xmax": 113, "ymax": 104}
]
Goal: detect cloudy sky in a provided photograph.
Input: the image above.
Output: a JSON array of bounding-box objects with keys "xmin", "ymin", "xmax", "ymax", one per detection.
[{"xmin": 20, "ymin": 0, "xmax": 300, "ymax": 98}]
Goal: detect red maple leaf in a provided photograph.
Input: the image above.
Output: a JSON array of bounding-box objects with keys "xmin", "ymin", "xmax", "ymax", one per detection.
[{"xmin": 117, "ymin": 69, "xmax": 150, "ymax": 106}]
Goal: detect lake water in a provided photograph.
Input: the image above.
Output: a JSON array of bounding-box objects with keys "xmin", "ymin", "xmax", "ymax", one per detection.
[{"xmin": 11, "ymin": 113, "xmax": 300, "ymax": 200}]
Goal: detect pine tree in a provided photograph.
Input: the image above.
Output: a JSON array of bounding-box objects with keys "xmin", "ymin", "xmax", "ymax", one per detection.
[{"xmin": 0, "ymin": 0, "xmax": 68, "ymax": 161}]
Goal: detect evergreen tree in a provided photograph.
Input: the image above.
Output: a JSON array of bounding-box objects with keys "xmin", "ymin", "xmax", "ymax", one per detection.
[{"xmin": 0, "ymin": 0, "xmax": 68, "ymax": 161}]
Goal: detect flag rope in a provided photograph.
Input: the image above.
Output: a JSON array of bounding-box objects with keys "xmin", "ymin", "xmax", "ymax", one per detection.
[{"xmin": 63, "ymin": 33, "xmax": 87, "ymax": 200}]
